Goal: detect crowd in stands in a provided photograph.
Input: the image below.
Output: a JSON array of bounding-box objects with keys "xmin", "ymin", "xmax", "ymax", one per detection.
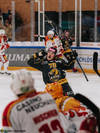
[{"xmin": 0, "ymin": 8, "xmax": 12, "ymax": 41}]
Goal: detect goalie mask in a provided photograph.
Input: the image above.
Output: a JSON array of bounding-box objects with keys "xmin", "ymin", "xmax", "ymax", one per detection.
[{"xmin": 10, "ymin": 69, "xmax": 35, "ymax": 96}]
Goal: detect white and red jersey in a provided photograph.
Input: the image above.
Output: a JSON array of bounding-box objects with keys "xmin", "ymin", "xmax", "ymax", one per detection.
[
  {"xmin": 45, "ymin": 36, "xmax": 63, "ymax": 57},
  {"xmin": 2, "ymin": 91, "xmax": 66, "ymax": 133},
  {"xmin": 78, "ymin": 115, "xmax": 98, "ymax": 133},
  {"xmin": 0, "ymin": 35, "xmax": 10, "ymax": 55},
  {"xmin": 0, "ymin": 35, "xmax": 10, "ymax": 63}
]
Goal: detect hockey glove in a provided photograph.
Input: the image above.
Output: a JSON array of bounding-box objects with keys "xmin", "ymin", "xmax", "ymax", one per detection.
[
  {"xmin": 72, "ymin": 50, "xmax": 78, "ymax": 58},
  {"xmin": 34, "ymin": 49, "xmax": 46, "ymax": 59},
  {"xmin": 63, "ymin": 50, "xmax": 78, "ymax": 64}
]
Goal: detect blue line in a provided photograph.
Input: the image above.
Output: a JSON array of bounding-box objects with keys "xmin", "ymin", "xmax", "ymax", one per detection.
[
  {"xmin": 72, "ymin": 46, "xmax": 100, "ymax": 50},
  {"xmin": 10, "ymin": 46, "xmax": 100, "ymax": 50}
]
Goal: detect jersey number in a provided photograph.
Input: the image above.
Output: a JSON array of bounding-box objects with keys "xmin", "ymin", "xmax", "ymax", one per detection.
[{"xmin": 39, "ymin": 119, "xmax": 65, "ymax": 133}]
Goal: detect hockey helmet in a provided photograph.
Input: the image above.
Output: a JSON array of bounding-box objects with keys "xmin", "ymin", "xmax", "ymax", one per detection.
[
  {"xmin": 47, "ymin": 30, "xmax": 54, "ymax": 36},
  {"xmin": 10, "ymin": 69, "xmax": 35, "ymax": 96},
  {"xmin": 0, "ymin": 29, "xmax": 5, "ymax": 35},
  {"xmin": 48, "ymin": 47, "xmax": 57, "ymax": 55}
]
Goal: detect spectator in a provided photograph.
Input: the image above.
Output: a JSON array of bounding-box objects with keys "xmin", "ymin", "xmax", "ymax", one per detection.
[
  {"xmin": 7, "ymin": 13, "xmax": 12, "ymax": 25},
  {"xmin": 0, "ymin": 8, "xmax": 4, "ymax": 25},
  {"xmin": 4, "ymin": 19, "xmax": 12, "ymax": 41},
  {"xmin": 7, "ymin": 9, "xmax": 12, "ymax": 24},
  {"xmin": 0, "ymin": 17, "xmax": 5, "ymax": 29},
  {"xmin": 8, "ymin": 9, "xmax": 12, "ymax": 15}
]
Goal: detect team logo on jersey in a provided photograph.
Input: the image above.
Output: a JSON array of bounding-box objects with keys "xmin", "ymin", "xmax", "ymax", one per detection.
[{"xmin": 48, "ymin": 68, "xmax": 60, "ymax": 82}]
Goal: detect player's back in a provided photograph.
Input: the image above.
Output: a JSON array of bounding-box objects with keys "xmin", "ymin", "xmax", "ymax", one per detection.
[{"xmin": 2, "ymin": 91, "xmax": 66, "ymax": 133}]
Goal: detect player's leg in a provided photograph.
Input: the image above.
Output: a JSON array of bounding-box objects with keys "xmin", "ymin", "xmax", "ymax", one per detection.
[
  {"xmin": 3, "ymin": 61, "xmax": 11, "ymax": 75},
  {"xmin": 74, "ymin": 93, "xmax": 100, "ymax": 132},
  {"xmin": 61, "ymin": 82, "xmax": 74, "ymax": 96},
  {"xmin": 1, "ymin": 55, "xmax": 11, "ymax": 75},
  {"xmin": 0, "ymin": 61, "xmax": 3, "ymax": 74}
]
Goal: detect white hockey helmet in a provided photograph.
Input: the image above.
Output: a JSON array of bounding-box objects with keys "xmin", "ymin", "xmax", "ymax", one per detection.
[
  {"xmin": 47, "ymin": 30, "xmax": 54, "ymax": 36},
  {"xmin": 10, "ymin": 69, "xmax": 35, "ymax": 96},
  {"xmin": 0, "ymin": 29, "xmax": 5, "ymax": 35}
]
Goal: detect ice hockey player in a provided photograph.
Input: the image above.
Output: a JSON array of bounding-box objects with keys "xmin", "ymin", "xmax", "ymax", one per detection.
[
  {"xmin": 0, "ymin": 29, "xmax": 10, "ymax": 75},
  {"xmin": 60, "ymin": 30, "xmax": 78, "ymax": 72},
  {"xmin": 45, "ymin": 30, "xmax": 63, "ymax": 57},
  {"xmin": 45, "ymin": 82, "xmax": 99, "ymax": 133},
  {"xmin": 2, "ymin": 69, "xmax": 66, "ymax": 133},
  {"xmin": 45, "ymin": 30, "xmax": 78, "ymax": 73},
  {"xmin": 45, "ymin": 82, "xmax": 85, "ymax": 113},
  {"xmin": 27, "ymin": 47, "xmax": 77, "ymax": 96}
]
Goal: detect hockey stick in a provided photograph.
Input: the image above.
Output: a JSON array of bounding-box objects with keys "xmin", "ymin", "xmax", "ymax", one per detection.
[
  {"xmin": 44, "ymin": 15, "xmax": 89, "ymax": 81},
  {"xmin": 74, "ymin": 93, "xmax": 100, "ymax": 132},
  {"xmin": 66, "ymin": 45, "xmax": 89, "ymax": 82},
  {"xmin": 76, "ymin": 57, "xmax": 89, "ymax": 81},
  {"xmin": 93, "ymin": 52, "xmax": 100, "ymax": 77},
  {"xmin": 62, "ymin": 51, "xmax": 88, "ymax": 81},
  {"xmin": 49, "ymin": 25, "xmax": 89, "ymax": 81}
]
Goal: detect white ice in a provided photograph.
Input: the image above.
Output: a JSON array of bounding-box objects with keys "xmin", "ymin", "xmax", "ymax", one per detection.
[{"xmin": 0, "ymin": 70, "xmax": 100, "ymax": 128}]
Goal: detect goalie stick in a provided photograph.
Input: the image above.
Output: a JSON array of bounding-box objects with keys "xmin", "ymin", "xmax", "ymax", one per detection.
[
  {"xmin": 93, "ymin": 52, "xmax": 100, "ymax": 77},
  {"xmin": 74, "ymin": 93, "xmax": 100, "ymax": 132}
]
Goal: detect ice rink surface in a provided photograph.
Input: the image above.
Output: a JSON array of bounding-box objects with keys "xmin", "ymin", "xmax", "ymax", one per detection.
[{"xmin": 0, "ymin": 70, "xmax": 100, "ymax": 128}]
